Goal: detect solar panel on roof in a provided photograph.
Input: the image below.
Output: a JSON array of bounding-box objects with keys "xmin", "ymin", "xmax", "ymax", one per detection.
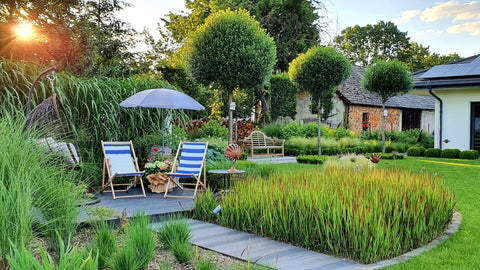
[{"xmin": 420, "ymin": 58, "xmax": 480, "ymax": 79}]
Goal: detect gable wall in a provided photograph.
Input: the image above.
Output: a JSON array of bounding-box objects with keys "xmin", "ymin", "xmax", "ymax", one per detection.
[{"xmin": 348, "ymin": 105, "xmax": 401, "ymax": 132}]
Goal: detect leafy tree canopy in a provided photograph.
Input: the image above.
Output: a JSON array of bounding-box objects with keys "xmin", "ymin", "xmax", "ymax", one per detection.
[
  {"xmin": 398, "ymin": 42, "xmax": 461, "ymax": 71},
  {"xmin": 163, "ymin": 0, "xmax": 324, "ymax": 72},
  {"xmin": 361, "ymin": 59, "xmax": 413, "ymax": 104},
  {"xmin": 334, "ymin": 21, "xmax": 410, "ymax": 66},
  {"xmin": 0, "ymin": 0, "xmax": 137, "ymax": 77},
  {"xmin": 334, "ymin": 21, "xmax": 462, "ymax": 71},
  {"xmin": 185, "ymin": 8, "xmax": 276, "ymax": 91}
]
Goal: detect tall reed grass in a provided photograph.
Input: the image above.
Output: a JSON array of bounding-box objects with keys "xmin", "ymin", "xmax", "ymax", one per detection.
[
  {"xmin": 196, "ymin": 167, "xmax": 456, "ymax": 263},
  {"xmin": 0, "ymin": 110, "xmax": 83, "ymax": 264},
  {"xmin": 0, "ymin": 59, "xmax": 193, "ymax": 185}
]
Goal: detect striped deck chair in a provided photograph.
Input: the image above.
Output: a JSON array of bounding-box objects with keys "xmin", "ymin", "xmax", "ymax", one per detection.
[
  {"xmin": 101, "ymin": 141, "xmax": 146, "ymax": 199},
  {"xmin": 164, "ymin": 141, "xmax": 208, "ymax": 199}
]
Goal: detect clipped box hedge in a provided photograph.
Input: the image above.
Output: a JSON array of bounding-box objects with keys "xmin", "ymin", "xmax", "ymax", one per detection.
[
  {"xmin": 425, "ymin": 148, "xmax": 442, "ymax": 157},
  {"xmin": 441, "ymin": 148, "xmax": 461, "ymax": 159},
  {"xmin": 459, "ymin": 150, "xmax": 480, "ymax": 160},
  {"xmin": 407, "ymin": 146, "xmax": 426, "ymax": 157},
  {"xmin": 296, "ymin": 155, "xmax": 329, "ymax": 164}
]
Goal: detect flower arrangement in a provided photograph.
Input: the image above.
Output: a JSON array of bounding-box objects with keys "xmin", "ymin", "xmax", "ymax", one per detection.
[{"xmin": 145, "ymin": 147, "xmax": 173, "ymax": 175}]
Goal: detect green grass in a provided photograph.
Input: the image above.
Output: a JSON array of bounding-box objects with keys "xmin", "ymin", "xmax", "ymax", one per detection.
[{"xmin": 379, "ymin": 157, "xmax": 480, "ymax": 269}]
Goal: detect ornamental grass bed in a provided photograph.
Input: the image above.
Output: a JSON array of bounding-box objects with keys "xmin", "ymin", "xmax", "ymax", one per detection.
[{"xmin": 193, "ymin": 166, "xmax": 456, "ymax": 264}]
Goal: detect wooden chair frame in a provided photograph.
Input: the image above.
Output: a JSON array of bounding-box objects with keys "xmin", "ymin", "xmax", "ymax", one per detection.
[
  {"xmin": 164, "ymin": 141, "xmax": 208, "ymax": 199},
  {"xmin": 101, "ymin": 141, "xmax": 146, "ymax": 199}
]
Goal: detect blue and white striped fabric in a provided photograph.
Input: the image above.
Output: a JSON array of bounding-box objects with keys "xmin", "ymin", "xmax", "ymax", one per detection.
[
  {"xmin": 170, "ymin": 142, "xmax": 206, "ymax": 178},
  {"xmin": 104, "ymin": 143, "xmax": 141, "ymax": 176}
]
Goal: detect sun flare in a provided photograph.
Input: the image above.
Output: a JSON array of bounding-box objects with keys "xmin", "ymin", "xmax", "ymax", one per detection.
[{"xmin": 17, "ymin": 23, "xmax": 33, "ymax": 39}]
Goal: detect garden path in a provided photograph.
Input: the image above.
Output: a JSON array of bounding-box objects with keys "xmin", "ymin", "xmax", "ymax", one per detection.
[
  {"xmin": 246, "ymin": 156, "xmax": 297, "ymax": 164},
  {"xmin": 151, "ymin": 220, "xmax": 362, "ymax": 270}
]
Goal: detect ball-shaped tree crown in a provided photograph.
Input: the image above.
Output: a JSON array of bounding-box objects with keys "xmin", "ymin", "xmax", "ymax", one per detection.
[
  {"xmin": 361, "ymin": 60, "xmax": 413, "ymax": 104},
  {"xmin": 288, "ymin": 46, "xmax": 352, "ymax": 94},
  {"xmin": 185, "ymin": 9, "xmax": 276, "ymax": 91}
]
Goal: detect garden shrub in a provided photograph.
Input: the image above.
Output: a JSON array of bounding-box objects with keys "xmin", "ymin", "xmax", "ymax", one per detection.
[
  {"xmin": 196, "ymin": 167, "xmax": 455, "ymax": 263},
  {"xmin": 459, "ymin": 150, "xmax": 479, "ymax": 160},
  {"xmin": 391, "ymin": 142, "xmax": 409, "ymax": 153},
  {"xmin": 441, "ymin": 148, "xmax": 461, "ymax": 159},
  {"xmin": 296, "ymin": 155, "xmax": 328, "ymax": 164},
  {"xmin": 425, "ymin": 148, "xmax": 442, "ymax": 158},
  {"xmin": 338, "ymin": 137, "xmax": 360, "ymax": 148},
  {"xmin": 304, "ymin": 122, "xmax": 319, "ymax": 138},
  {"xmin": 407, "ymin": 146, "xmax": 426, "ymax": 157},
  {"xmin": 362, "ymin": 140, "xmax": 384, "ymax": 153},
  {"xmin": 193, "ymin": 120, "xmax": 228, "ymax": 140},
  {"xmin": 280, "ymin": 122, "xmax": 304, "ymax": 139},
  {"xmin": 285, "ymin": 137, "xmax": 317, "ymax": 155},
  {"xmin": 261, "ymin": 122, "xmax": 284, "ymax": 139}
]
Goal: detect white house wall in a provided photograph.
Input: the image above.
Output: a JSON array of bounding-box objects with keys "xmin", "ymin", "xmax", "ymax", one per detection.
[
  {"xmin": 434, "ymin": 87, "xmax": 480, "ymax": 150},
  {"xmin": 421, "ymin": 110, "xmax": 435, "ymax": 134}
]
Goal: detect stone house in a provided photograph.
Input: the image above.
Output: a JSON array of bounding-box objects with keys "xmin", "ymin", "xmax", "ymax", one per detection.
[
  {"xmin": 411, "ymin": 54, "xmax": 480, "ymax": 151},
  {"xmin": 295, "ymin": 66, "xmax": 436, "ymax": 133}
]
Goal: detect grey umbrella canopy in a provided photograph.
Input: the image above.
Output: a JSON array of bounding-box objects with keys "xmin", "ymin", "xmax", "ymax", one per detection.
[
  {"xmin": 120, "ymin": 88, "xmax": 205, "ymax": 153},
  {"xmin": 119, "ymin": 88, "xmax": 205, "ymax": 110}
]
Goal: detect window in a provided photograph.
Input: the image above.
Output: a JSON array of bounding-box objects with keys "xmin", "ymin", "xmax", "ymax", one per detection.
[{"xmin": 362, "ymin": 113, "xmax": 370, "ymax": 130}]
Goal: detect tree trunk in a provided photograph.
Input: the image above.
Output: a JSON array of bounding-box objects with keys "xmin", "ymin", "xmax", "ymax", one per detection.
[
  {"xmin": 318, "ymin": 102, "xmax": 322, "ymax": 157},
  {"xmin": 382, "ymin": 103, "xmax": 386, "ymax": 154},
  {"xmin": 228, "ymin": 92, "xmax": 233, "ymax": 144},
  {"xmin": 256, "ymin": 89, "xmax": 270, "ymax": 123}
]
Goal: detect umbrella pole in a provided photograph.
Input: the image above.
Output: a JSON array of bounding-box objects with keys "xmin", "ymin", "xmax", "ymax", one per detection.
[{"xmin": 161, "ymin": 109, "xmax": 165, "ymax": 155}]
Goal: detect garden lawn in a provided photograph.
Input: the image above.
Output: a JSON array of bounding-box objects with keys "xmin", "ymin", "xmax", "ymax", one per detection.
[{"xmin": 379, "ymin": 157, "xmax": 480, "ymax": 269}]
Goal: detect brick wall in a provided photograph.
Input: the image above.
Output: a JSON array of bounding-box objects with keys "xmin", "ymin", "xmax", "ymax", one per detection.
[{"xmin": 348, "ymin": 105, "xmax": 401, "ymax": 132}]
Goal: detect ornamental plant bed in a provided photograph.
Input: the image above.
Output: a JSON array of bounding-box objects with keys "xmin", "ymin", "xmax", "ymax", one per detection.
[{"xmin": 193, "ymin": 166, "xmax": 456, "ymax": 264}]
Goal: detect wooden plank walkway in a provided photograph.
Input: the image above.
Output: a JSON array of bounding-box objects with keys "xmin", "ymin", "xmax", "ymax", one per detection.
[
  {"xmin": 151, "ymin": 220, "xmax": 362, "ymax": 270},
  {"xmin": 79, "ymin": 187, "xmax": 194, "ymax": 222}
]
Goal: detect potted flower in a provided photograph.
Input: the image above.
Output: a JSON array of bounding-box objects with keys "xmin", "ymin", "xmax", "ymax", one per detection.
[{"xmin": 145, "ymin": 148, "xmax": 174, "ymax": 193}]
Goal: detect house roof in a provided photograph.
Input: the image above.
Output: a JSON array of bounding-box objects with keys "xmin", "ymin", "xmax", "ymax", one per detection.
[
  {"xmin": 337, "ymin": 66, "xmax": 435, "ymax": 110},
  {"xmin": 414, "ymin": 54, "xmax": 480, "ymax": 89}
]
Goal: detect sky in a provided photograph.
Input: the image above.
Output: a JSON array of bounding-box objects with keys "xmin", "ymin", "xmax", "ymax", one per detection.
[{"xmin": 118, "ymin": 0, "xmax": 480, "ymax": 58}]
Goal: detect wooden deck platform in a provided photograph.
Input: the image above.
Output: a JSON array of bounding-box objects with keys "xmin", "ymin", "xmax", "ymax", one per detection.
[{"xmin": 79, "ymin": 186, "xmax": 194, "ymax": 222}]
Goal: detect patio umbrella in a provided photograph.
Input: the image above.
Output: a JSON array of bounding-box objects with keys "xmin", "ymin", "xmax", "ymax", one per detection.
[{"xmin": 119, "ymin": 88, "xmax": 205, "ymax": 153}]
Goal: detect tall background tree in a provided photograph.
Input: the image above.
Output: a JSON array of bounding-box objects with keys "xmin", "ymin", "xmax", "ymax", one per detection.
[
  {"xmin": 334, "ymin": 21, "xmax": 462, "ymax": 71},
  {"xmin": 185, "ymin": 9, "xmax": 276, "ymax": 143},
  {"xmin": 289, "ymin": 46, "xmax": 351, "ymax": 156},
  {"xmin": 0, "ymin": 0, "xmax": 137, "ymax": 77},
  {"xmin": 154, "ymin": 0, "xmax": 326, "ymax": 122},
  {"xmin": 361, "ymin": 60, "xmax": 413, "ymax": 153},
  {"xmin": 269, "ymin": 73, "xmax": 298, "ymax": 122},
  {"xmin": 333, "ymin": 21, "xmax": 410, "ymax": 66}
]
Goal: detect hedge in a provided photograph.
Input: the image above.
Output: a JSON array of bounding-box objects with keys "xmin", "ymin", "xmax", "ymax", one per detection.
[
  {"xmin": 441, "ymin": 148, "xmax": 460, "ymax": 159},
  {"xmin": 459, "ymin": 150, "xmax": 479, "ymax": 160}
]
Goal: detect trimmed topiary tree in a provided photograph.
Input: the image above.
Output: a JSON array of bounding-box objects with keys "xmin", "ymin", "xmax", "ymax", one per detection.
[
  {"xmin": 289, "ymin": 46, "xmax": 352, "ymax": 156},
  {"xmin": 362, "ymin": 60, "xmax": 413, "ymax": 153},
  {"xmin": 185, "ymin": 9, "xmax": 276, "ymax": 144}
]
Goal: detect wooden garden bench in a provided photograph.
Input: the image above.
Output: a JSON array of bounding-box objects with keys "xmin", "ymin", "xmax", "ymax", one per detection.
[{"xmin": 240, "ymin": 131, "xmax": 284, "ymax": 158}]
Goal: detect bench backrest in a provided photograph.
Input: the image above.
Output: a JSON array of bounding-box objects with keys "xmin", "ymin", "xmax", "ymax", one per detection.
[{"xmin": 246, "ymin": 131, "xmax": 274, "ymax": 146}]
